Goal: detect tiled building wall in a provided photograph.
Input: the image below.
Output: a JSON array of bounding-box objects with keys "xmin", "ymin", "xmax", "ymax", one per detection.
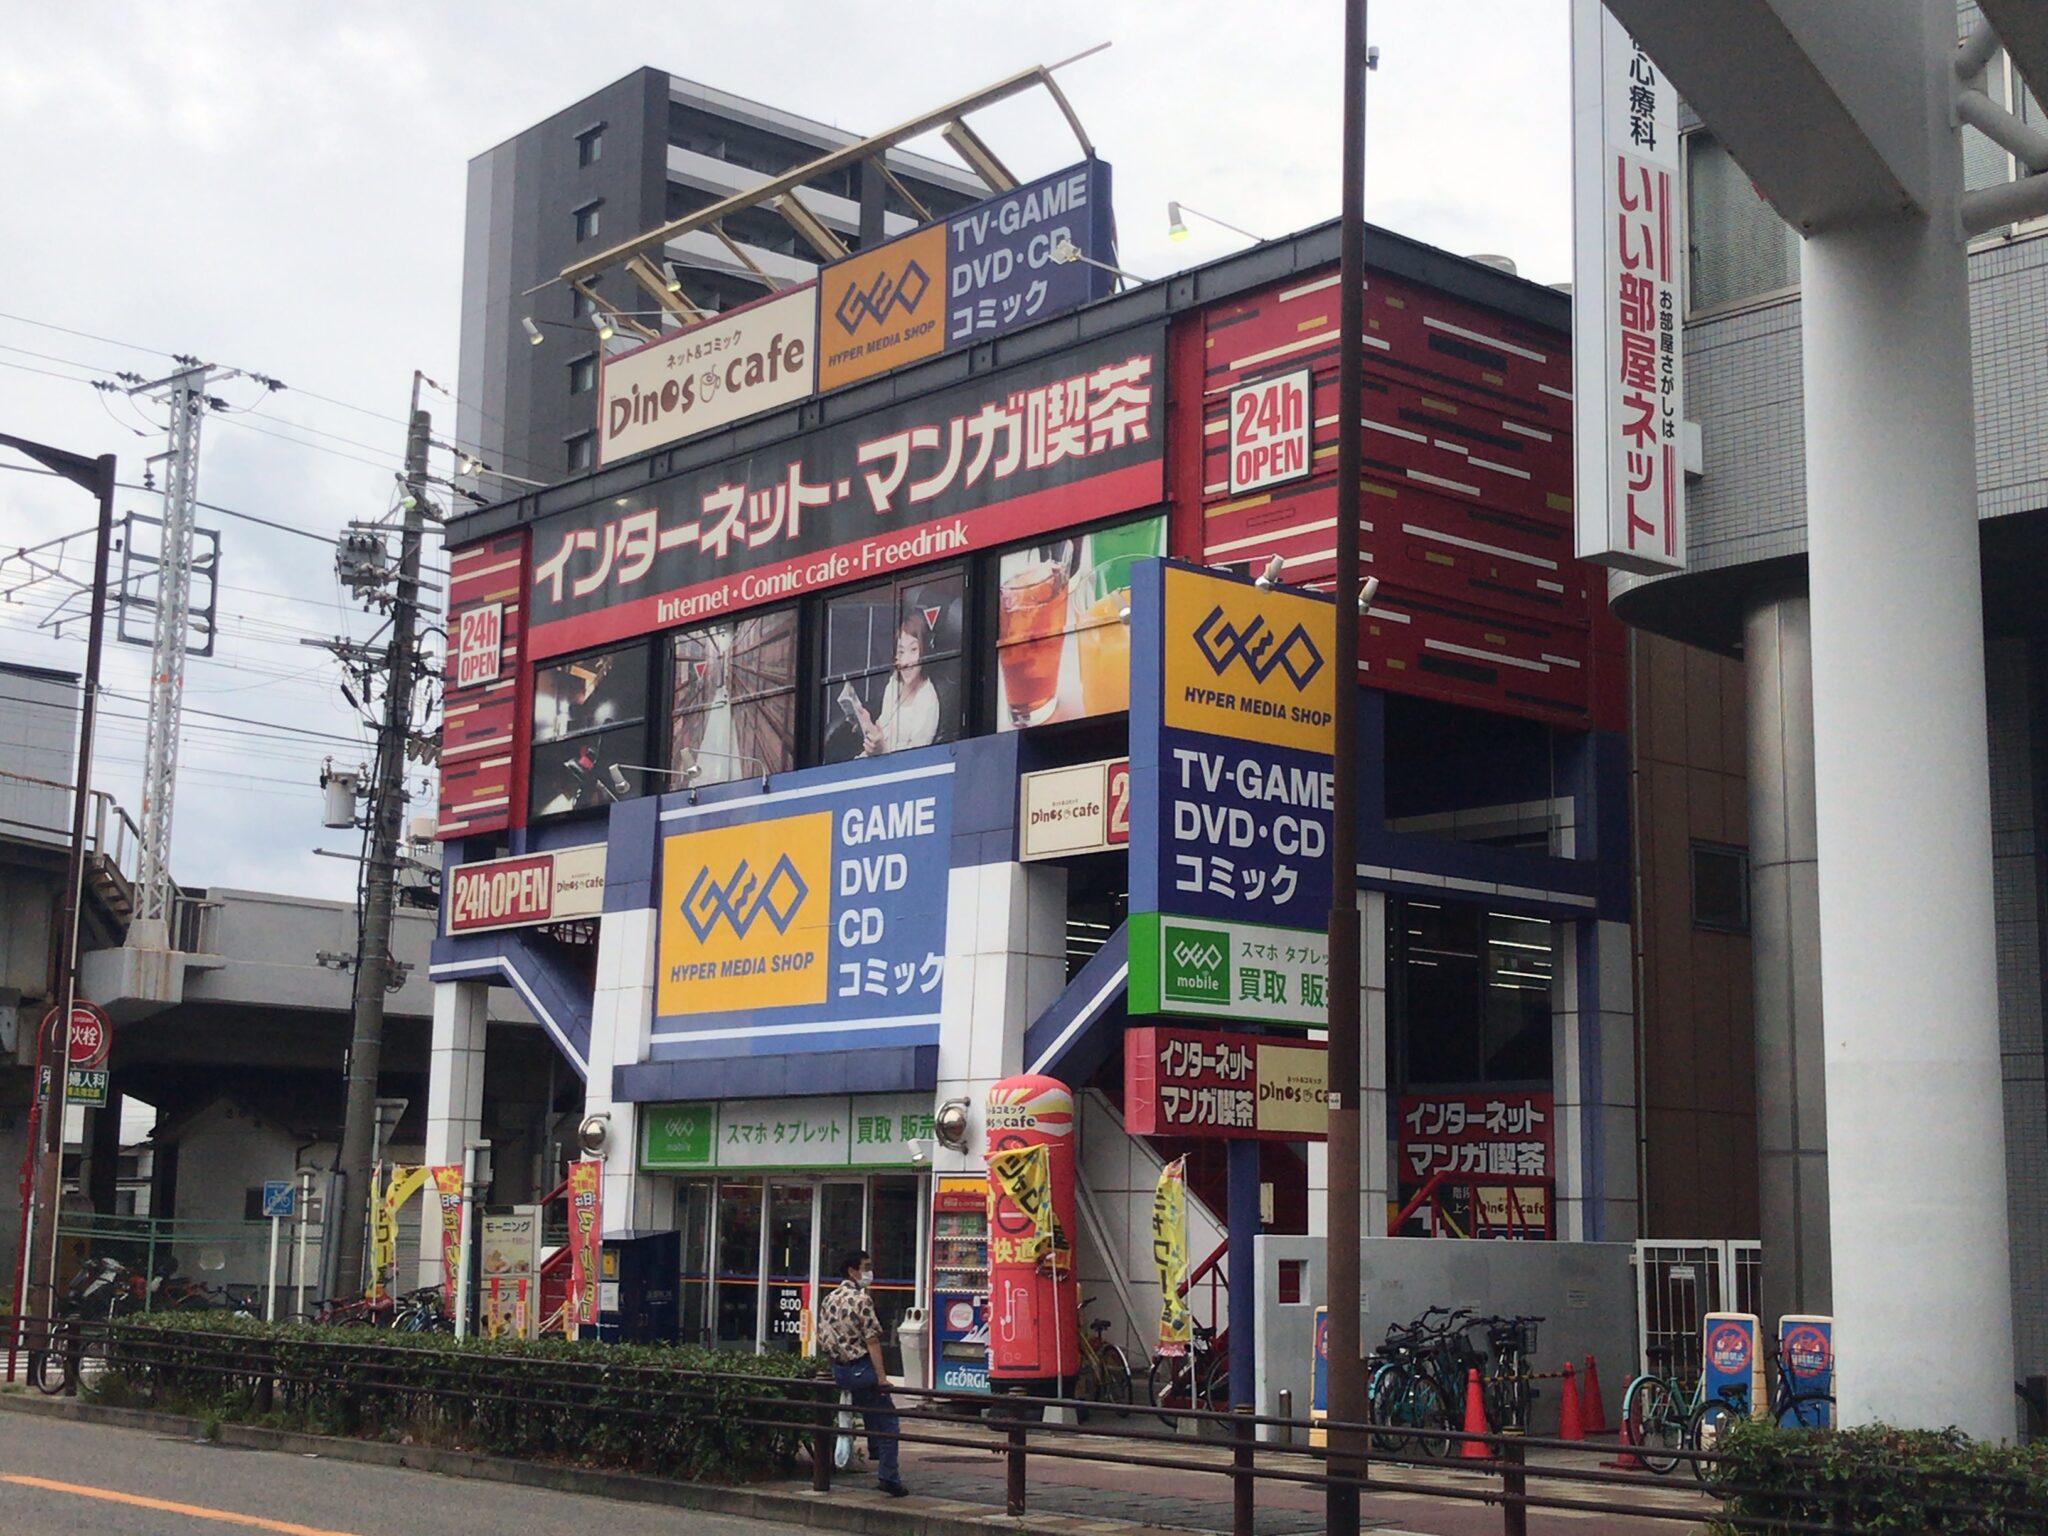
[
  {"xmin": 1987, "ymin": 638, "xmax": 2047, "ymax": 1384},
  {"xmin": 1632, "ymin": 629, "xmax": 1757, "ymax": 1238}
]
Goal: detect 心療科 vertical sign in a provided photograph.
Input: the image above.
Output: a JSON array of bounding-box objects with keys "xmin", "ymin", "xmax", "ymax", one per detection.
[{"xmin": 1570, "ymin": 0, "xmax": 1685, "ymax": 573}]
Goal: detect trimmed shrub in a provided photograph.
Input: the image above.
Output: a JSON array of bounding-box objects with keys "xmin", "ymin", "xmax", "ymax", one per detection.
[
  {"xmin": 1708, "ymin": 1416, "xmax": 2048, "ymax": 1534},
  {"xmin": 95, "ymin": 1314, "xmax": 824, "ymax": 1484}
]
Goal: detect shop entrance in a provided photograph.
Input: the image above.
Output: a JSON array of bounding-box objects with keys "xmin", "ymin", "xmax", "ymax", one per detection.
[{"xmin": 677, "ymin": 1173, "xmax": 923, "ymax": 1360}]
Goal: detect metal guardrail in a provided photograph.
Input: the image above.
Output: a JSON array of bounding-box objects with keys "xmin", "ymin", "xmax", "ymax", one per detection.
[{"xmin": 11, "ymin": 1317, "xmax": 2042, "ymax": 1535}]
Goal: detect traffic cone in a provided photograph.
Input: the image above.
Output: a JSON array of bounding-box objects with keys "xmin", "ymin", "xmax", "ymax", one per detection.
[
  {"xmin": 1580, "ymin": 1354, "xmax": 1609, "ymax": 1435},
  {"xmin": 1558, "ymin": 1361, "xmax": 1584, "ymax": 1442},
  {"xmin": 1606, "ymin": 1411, "xmax": 1646, "ymax": 1471},
  {"xmin": 1460, "ymin": 1367, "xmax": 1491, "ymax": 1460}
]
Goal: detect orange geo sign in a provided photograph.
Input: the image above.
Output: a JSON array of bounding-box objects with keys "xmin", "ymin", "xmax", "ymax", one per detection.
[{"xmin": 817, "ymin": 223, "xmax": 947, "ymax": 392}]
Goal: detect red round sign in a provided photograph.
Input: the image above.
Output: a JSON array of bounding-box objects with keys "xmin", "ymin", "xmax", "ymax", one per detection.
[{"xmin": 51, "ymin": 1001, "xmax": 111, "ymax": 1069}]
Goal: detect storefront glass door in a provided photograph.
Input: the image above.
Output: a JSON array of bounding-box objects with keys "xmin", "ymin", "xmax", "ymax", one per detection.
[
  {"xmin": 714, "ymin": 1181, "xmax": 762, "ymax": 1347},
  {"xmin": 676, "ymin": 1180, "xmax": 713, "ymax": 1343},
  {"xmin": 764, "ymin": 1182, "xmax": 815, "ymax": 1353}
]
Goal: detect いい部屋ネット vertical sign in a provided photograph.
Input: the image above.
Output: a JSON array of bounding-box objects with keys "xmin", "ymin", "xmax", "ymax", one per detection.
[{"xmin": 1569, "ymin": 0, "xmax": 1686, "ymax": 574}]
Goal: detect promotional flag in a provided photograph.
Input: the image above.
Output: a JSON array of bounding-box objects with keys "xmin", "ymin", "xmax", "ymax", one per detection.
[
  {"xmin": 430, "ymin": 1165, "xmax": 463, "ymax": 1302},
  {"xmin": 370, "ymin": 1165, "xmax": 429, "ymax": 1300},
  {"xmin": 988, "ymin": 1144, "xmax": 1066, "ymax": 1271},
  {"xmin": 567, "ymin": 1159, "xmax": 603, "ymax": 1328},
  {"xmin": 1153, "ymin": 1156, "xmax": 1191, "ymax": 1356}
]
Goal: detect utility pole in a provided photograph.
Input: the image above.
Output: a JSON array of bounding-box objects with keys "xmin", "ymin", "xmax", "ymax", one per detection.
[
  {"xmin": 331, "ymin": 374, "xmax": 432, "ymax": 1300},
  {"xmin": 1, "ymin": 437, "xmax": 115, "ymax": 1354},
  {"xmin": 1325, "ymin": 2, "xmax": 1370, "ymax": 1532}
]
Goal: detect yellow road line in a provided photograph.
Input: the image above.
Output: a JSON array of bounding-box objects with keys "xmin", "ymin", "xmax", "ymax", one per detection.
[{"xmin": 0, "ymin": 1474, "xmax": 360, "ymax": 1536}]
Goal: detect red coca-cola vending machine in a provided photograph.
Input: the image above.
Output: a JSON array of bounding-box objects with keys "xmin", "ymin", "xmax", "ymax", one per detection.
[{"xmin": 984, "ymin": 1074, "xmax": 1079, "ymax": 1388}]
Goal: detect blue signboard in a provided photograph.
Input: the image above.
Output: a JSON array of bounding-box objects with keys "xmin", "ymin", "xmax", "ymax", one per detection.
[
  {"xmin": 946, "ymin": 160, "xmax": 1114, "ymax": 345},
  {"xmin": 1776, "ymin": 1315, "xmax": 1834, "ymax": 1427},
  {"xmin": 650, "ymin": 751, "xmax": 954, "ymax": 1060},
  {"xmin": 261, "ymin": 1180, "xmax": 295, "ymax": 1219},
  {"xmin": 1701, "ymin": 1312, "xmax": 1762, "ymax": 1413}
]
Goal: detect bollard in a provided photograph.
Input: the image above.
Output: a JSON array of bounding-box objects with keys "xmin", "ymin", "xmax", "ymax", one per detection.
[
  {"xmin": 1276, "ymin": 1388, "xmax": 1293, "ymax": 1446},
  {"xmin": 1006, "ymin": 1412, "xmax": 1028, "ymax": 1517},
  {"xmin": 1232, "ymin": 1405, "xmax": 1256, "ymax": 1536},
  {"xmin": 1499, "ymin": 1429, "xmax": 1527, "ymax": 1536},
  {"xmin": 811, "ymin": 1383, "xmax": 834, "ymax": 1494}
]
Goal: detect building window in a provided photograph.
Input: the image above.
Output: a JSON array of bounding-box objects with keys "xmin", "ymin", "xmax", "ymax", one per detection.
[
  {"xmin": 819, "ymin": 568, "xmax": 966, "ymax": 764},
  {"xmin": 1684, "ymin": 131, "xmax": 1799, "ymax": 314},
  {"xmin": 1690, "ymin": 842, "xmax": 1750, "ymax": 933},
  {"xmin": 567, "ymin": 354, "xmax": 597, "ymax": 396},
  {"xmin": 670, "ymin": 609, "xmax": 798, "ymax": 785},
  {"xmin": 576, "ymin": 125, "xmax": 604, "ymax": 167},
  {"xmin": 1393, "ymin": 900, "xmax": 1554, "ymax": 1088},
  {"xmin": 530, "ymin": 643, "xmax": 651, "ymax": 818},
  {"xmin": 565, "ymin": 433, "xmax": 594, "ymax": 473},
  {"xmin": 571, "ymin": 286, "xmax": 598, "ymax": 320},
  {"xmin": 573, "ymin": 201, "xmax": 603, "ymax": 242},
  {"xmin": 242, "ymin": 1187, "xmax": 268, "ymax": 1222}
]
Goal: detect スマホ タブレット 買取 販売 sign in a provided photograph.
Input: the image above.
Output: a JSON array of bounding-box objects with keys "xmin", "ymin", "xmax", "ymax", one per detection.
[
  {"xmin": 445, "ymin": 844, "xmax": 606, "ymax": 934},
  {"xmin": 1569, "ymin": 0, "xmax": 1685, "ymax": 573},
  {"xmin": 597, "ymin": 286, "xmax": 817, "ymax": 466},
  {"xmin": 1124, "ymin": 1025, "xmax": 1326, "ymax": 1140},
  {"xmin": 650, "ymin": 752, "xmax": 954, "ymax": 1059},
  {"xmin": 639, "ymin": 1093, "xmax": 935, "ymax": 1171},
  {"xmin": 527, "ymin": 324, "xmax": 1164, "ymax": 659}
]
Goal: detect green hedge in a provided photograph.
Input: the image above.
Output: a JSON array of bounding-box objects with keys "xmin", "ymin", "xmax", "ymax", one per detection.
[
  {"xmin": 1708, "ymin": 1417, "xmax": 2048, "ymax": 1534},
  {"xmin": 94, "ymin": 1314, "xmax": 823, "ymax": 1483}
]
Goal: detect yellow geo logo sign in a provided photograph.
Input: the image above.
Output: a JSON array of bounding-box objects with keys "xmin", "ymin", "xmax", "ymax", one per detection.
[
  {"xmin": 1162, "ymin": 565, "xmax": 1336, "ymax": 753},
  {"xmin": 657, "ymin": 812, "xmax": 832, "ymax": 1014}
]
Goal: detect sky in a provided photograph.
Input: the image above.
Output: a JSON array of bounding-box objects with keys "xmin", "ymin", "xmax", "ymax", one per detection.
[{"xmin": 0, "ymin": 1, "xmax": 1571, "ymax": 903}]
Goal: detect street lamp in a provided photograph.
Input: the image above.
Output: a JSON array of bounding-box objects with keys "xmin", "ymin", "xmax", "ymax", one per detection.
[{"xmin": 1165, "ymin": 200, "xmax": 1266, "ymax": 246}]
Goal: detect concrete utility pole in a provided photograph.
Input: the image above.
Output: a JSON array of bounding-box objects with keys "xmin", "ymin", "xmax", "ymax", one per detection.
[
  {"xmin": 1325, "ymin": 1, "xmax": 1369, "ymax": 1529},
  {"xmin": 332, "ymin": 377, "xmax": 431, "ymax": 1300}
]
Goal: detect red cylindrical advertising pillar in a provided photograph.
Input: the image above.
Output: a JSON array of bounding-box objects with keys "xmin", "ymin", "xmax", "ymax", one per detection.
[{"xmin": 984, "ymin": 1074, "xmax": 1079, "ymax": 1385}]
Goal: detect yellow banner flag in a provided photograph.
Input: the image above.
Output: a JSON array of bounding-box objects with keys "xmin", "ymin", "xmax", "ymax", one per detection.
[
  {"xmin": 369, "ymin": 1164, "xmax": 430, "ymax": 1301},
  {"xmin": 1153, "ymin": 1156, "xmax": 1191, "ymax": 1356},
  {"xmin": 989, "ymin": 1144, "xmax": 1067, "ymax": 1272}
]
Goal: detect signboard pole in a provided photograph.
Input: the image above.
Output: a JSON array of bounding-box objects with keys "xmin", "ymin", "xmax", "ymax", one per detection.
[
  {"xmin": 1326, "ymin": 5, "xmax": 1371, "ymax": 1532},
  {"xmin": 291, "ymin": 1168, "xmax": 313, "ymax": 1321},
  {"xmin": 266, "ymin": 1214, "xmax": 281, "ymax": 1321}
]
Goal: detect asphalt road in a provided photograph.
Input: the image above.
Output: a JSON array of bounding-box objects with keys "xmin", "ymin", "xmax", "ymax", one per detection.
[{"xmin": 0, "ymin": 1411, "xmax": 823, "ymax": 1536}]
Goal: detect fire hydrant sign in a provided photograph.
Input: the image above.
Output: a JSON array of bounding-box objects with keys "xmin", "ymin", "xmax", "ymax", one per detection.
[
  {"xmin": 1124, "ymin": 1025, "xmax": 1327, "ymax": 1139},
  {"xmin": 1226, "ymin": 369, "xmax": 1312, "ymax": 494},
  {"xmin": 52, "ymin": 1000, "xmax": 111, "ymax": 1069}
]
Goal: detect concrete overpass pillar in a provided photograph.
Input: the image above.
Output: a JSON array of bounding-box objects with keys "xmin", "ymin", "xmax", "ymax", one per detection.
[
  {"xmin": 1802, "ymin": 5, "xmax": 2013, "ymax": 1439},
  {"xmin": 424, "ymin": 980, "xmax": 488, "ymax": 1170}
]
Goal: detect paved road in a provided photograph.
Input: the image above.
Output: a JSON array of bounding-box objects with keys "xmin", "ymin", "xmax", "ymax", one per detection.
[{"xmin": 0, "ymin": 1412, "xmax": 819, "ymax": 1536}]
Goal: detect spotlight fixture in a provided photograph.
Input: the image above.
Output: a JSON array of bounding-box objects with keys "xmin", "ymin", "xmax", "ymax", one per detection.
[
  {"xmin": 1254, "ymin": 554, "xmax": 1285, "ymax": 590},
  {"xmin": 1167, "ymin": 200, "xmax": 1190, "ymax": 241},
  {"xmin": 593, "ymin": 312, "xmax": 616, "ymax": 342},
  {"xmin": 521, "ymin": 316, "xmax": 544, "ymax": 346},
  {"xmin": 1360, "ymin": 575, "xmax": 1380, "ymax": 612},
  {"xmin": 662, "ymin": 260, "xmax": 684, "ymax": 294}
]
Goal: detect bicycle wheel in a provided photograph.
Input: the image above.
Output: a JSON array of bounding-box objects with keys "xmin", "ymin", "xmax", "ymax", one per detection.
[
  {"xmin": 1777, "ymin": 1391, "xmax": 1833, "ymax": 1431},
  {"xmin": 1367, "ymin": 1362, "xmax": 1408, "ymax": 1451},
  {"xmin": 29, "ymin": 1326, "xmax": 71, "ymax": 1397},
  {"xmin": 1150, "ymin": 1351, "xmax": 1193, "ymax": 1429},
  {"xmin": 1402, "ymin": 1374, "xmax": 1455, "ymax": 1460},
  {"xmin": 73, "ymin": 1335, "xmax": 110, "ymax": 1393},
  {"xmin": 1688, "ymin": 1396, "xmax": 1741, "ymax": 1484},
  {"xmin": 1621, "ymin": 1375, "xmax": 1684, "ymax": 1475},
  {"xmin": 1100, "ymin": 1345, "xmax": 1134, "ymax": 1417}
]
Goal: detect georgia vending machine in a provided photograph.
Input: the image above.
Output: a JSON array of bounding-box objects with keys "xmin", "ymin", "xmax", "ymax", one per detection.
[{"xmin": 929, "ymin": 1175, "xmax": 990, "ymax": 1393}]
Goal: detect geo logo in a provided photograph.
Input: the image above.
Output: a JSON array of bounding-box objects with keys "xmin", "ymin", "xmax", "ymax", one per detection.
[
  {"xmin": 680, "ymin": 853, "xmax": 809, "ymax": 942},
  {"xmin": 1191, "ymin": 606, "xmax": 1324, "ymax": 690},
  {"xmin": 1162, "ymin": 924, "xmax": 1228, "ymax": 1003}
]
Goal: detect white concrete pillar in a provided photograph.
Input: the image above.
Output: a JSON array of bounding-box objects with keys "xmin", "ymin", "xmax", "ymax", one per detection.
[
  {"xmin": 1308, "ymin": 895, "xmax": 1388, "ymax": 1238},
  {"xmin": 584, "ymin": 907, "xmax": 661, "ymax": 1232},
  {"xmin": 1552, "ymin": 919, "xmax": 1637, "ymax": 1244},
  {"xmin": 1801, "ymin": 7, "xmax": 2012, "ymax": 1438},
  {"xmin": 421, "ymin": 979, "xmax": 488, "ymax": 1287},
  {"xmin": 932, "ymin": 861, "xmax": 1066, "ymax": 1173}
]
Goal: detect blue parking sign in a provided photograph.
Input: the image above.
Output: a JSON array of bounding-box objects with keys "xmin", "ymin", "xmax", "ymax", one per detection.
[{"xmin": 261, "ymin": 1180, "xmax": 294, "ymax": 1219}]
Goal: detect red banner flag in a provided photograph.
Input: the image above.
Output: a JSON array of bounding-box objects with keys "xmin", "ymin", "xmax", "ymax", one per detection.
[
  {"xmin": 431, "ymin": 1165, "xmax": 463, "ymax": 1303},
  {"xmin": 566, "ymin": 1160, "xmax": 603, "ymax": 1329}
]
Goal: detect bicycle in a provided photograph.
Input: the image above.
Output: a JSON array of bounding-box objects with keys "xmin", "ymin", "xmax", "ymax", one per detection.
[
  {"xmin": 1687, "ymin": 1340, "xmax": 1834, "ymax": 1483},
  {"xmin": 1365, "ymin": 1306, "xmax": 1469, "ymax": 1458},
  {"xmin": 390, "ymin": 1286, "xmax": 452, "ymax": 1333},
  {"xmin": 1478, "ymin": 1313, "xmax": 1543, "ymax": 1432},
  {"xmin": 1072, "ymin": 1300, "xmax": 1133, "ymax": 1420},
  {"xmin": 31, "ymin": 1259, "xmax": 141, "ymax": 1396},
  {"xmin": 1621, "ymin": 1341, "xmax": 1699, "ymax": 1475},
  {"xmin": 1149, "ymin": 1321, "xmax": 1228, "ymax": 1430}
]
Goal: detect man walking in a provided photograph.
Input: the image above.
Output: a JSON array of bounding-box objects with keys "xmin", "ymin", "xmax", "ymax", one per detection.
[{"xmin": 817, "ymin": 1248, "xmax": 909, "ymax": 1497}]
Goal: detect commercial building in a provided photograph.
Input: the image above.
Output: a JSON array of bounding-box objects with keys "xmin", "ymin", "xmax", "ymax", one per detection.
[
  {"xmin": 430, "ymin": 64, "xmax": 1752, "ymax": 1393},
  {"xmin": 456, "ymin": 69, "xmax": 986, "ymax": 489}
]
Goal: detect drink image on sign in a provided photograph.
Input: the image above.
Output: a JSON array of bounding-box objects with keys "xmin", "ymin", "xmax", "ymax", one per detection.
[
  {"xmin": 1074, "ymin": 555, "xmax": 1135, "ymax": 717},
  {"xmin": 998, "ymin": 546, "xmax": 1072, "ymax": 726}
]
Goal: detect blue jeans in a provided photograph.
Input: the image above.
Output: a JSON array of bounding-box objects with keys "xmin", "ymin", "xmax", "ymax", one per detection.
[{"xmin": 831, "ymin": 1358, "xmax": 901, "ymax": 1483}]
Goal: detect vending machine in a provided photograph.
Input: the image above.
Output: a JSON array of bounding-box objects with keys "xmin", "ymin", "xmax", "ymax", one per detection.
[{"xmin": 929, "ymin": 1175, "xmax": 990, "ymax": 1393}]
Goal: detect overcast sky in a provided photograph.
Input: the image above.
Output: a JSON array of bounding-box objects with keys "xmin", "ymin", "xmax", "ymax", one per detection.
[{"xmin": 0, "ymin": 1, "xmax": 1570, "ymax": 904}]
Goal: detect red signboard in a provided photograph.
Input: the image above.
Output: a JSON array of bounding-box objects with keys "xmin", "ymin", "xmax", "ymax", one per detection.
[
  {"xmin": 1397, "ymin": 1091, "xmax": 1553, "ymax": 1183},
  {"xmin": 53, "ymin": 1001, "xmax": 111, "ymax": 1070},
  {"xmin": 445, "ymin": 846, "xmax": 606, "ymax": 934},
  {"xmin": 1124, "ymin": 1025, "xmax": 1327, "ymax": 1141},
  {"xmin": 452, "ymin": 601, "xmax": 504, "ymax": 688}
]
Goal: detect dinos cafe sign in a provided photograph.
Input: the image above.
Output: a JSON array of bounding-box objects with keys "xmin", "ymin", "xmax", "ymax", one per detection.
[
  {"xmin": 447, "ymin": 845, "xmax": 607, "ymax": 934},
  {"xmin": 597, "ymin": 286, "xmax": 817, "ymax": 466}
]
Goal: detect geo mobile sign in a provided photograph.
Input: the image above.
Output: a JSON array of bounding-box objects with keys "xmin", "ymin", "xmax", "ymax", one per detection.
[{"xmin": 1569, "ymin": 0, "xmax": 1686, "ymax": 574}]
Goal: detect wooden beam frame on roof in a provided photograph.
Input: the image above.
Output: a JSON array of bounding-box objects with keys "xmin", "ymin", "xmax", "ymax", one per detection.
[
  {"xmin": 624, "ymin": 256, "xmax": 709, "ymax": 324},
  {"xmin": 711, "ymin": 222, "xmax": 785, "ymax": 288},
  {"xmin": 941, "ymin": 120, "xmax": 1016, "ymax": 192},
  {"xmin": 537, "ymin": 48, "xmax": 1107, "ymax": 295},
  {"xmin": 772, "ymin": 193, "xmax": 848, "ymax": 263},
  {"xmin": 572, "ymin": 280, "xmax": 659, "ymax": 341}
]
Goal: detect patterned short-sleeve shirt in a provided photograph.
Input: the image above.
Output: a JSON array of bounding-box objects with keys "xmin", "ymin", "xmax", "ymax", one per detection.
[{"xmin": 817, "ymin": 1278, "xmax": 881, "ymax": 1364}]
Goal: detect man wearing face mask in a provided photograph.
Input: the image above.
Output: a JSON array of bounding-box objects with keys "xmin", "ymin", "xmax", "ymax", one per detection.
[{"xmin": 817, "ymin": 1249, "xmax": 908, "ymax": 1497}]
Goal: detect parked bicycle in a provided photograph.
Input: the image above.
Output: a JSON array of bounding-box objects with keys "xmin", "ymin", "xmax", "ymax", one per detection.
[
  {"xmin": 1150, "ymin": 1320, "xmax": 1228, "ymax": 1430},
  {"xmin": 1479, "ymin": 1313, "xmax": 1544, "ymax": 1432},
  {"xmin": 1072, "ymin": 1300, "xmax": 1133, "ymax": 1418},
  {"xmin": 1366, "ymin": 1306, "xmax": 1473, "ymax": 1457},
  {"xmin": 1623, "ymin": 1334, "xmax": 1834, "ymax": 1479},
  {"xmin": 390, "ymin": 1286, "xmax": 452, "ymax": 1334},
  {"xmin": 1687, "ymin": 1340, "xmax": 1834, "ymax": 1483},
  {"xmin": 30, "ymin": 1257, "xmax": 141, "ymax": 1395}
]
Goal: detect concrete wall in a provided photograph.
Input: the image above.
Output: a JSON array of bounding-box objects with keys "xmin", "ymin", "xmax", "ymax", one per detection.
[
  {"xmin": 1254, "ymin": 1236, "xmax": 1637, "ymax": 1439},
  {"xmin": 0, "ymin": 662, "xmax": 77, "ymax": 845}
]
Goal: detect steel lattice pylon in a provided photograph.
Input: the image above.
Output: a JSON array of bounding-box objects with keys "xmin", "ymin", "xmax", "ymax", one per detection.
[{"xmin": 131, "ymin": 364, "xmax": 211, "ymax": 927}]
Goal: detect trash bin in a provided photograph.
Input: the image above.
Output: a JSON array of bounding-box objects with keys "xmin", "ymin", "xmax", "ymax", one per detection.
[{"xmin": 896, "ymin": 1306, "xmax": 930, "ymax": 1390}]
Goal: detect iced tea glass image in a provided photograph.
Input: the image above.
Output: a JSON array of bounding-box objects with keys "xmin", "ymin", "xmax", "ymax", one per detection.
[
  {"xmin": 1075, "ymin": 554, "xmax": 1136, "ymax": 716},
  {"xmin": 999, "ymin": 548, "xmax": 1072, "ymax": 725}
]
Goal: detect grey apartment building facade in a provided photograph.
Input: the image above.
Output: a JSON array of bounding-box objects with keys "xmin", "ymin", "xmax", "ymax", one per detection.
[
  {"xmin": 1615, "ymin": 16, "xmax": 2048, "ymax": 1403},
  {"xmin": 456, "ymin": 69, "xmax": 985, "ymax": 489}
]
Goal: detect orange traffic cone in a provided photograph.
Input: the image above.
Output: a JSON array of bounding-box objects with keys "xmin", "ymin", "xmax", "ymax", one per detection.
[
  {"xmin": 1558, "ymin": 1360, "xmax": 1584, "ymax": 1442},
  {"xmin": 1606, "ymin": 1410, "xmax": 1646, "ymax": 1471},
  {"xmin": 1460, "ymin": 1366, "xmax": 1491, "ymax": 1460},
  {"xmin": 1580, "ymin": 1354, "xmax": 1609, "ymax": 1435}
]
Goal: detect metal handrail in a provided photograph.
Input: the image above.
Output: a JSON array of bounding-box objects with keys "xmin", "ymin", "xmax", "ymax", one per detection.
[{"xmin": 16, "ymin": 1315, "xmax": 2035, "ymax": 1536}]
